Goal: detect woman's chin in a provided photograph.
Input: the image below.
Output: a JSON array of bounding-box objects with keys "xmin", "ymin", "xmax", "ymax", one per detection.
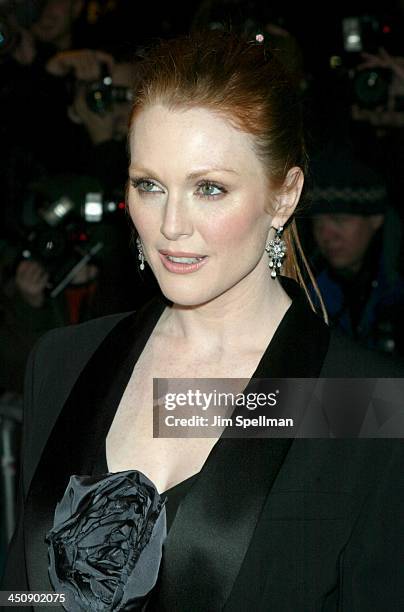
[
  {"xmin": 159, "ymin": 287, "xmax": 211, "ymax": 308},
  {"xmin": 154, "ymin": 278, "xmax": 213, "ymax": 308},
  {"xmin": 150, "ymin": 268, "xmax": 206, "ymax": 306}
]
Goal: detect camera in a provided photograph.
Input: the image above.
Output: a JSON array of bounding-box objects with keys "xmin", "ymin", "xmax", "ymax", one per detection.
[
  {"xmin": 341, "ymin": 15, "xmax": 393, "ymax": 109},
  {"xmin": 352, "ymin": 67, "xmax": 391, "ymax": 109},
  {"xmin": 85, "ymin": 63, "xmax": 133, "ymax": 114},
  {"xmin": 342, "ymin": 15, "xmax": 388, "ymax": 55},
  {"xmin": 19, "ymin": 183, "xmax": 126, "ymax": 297}
]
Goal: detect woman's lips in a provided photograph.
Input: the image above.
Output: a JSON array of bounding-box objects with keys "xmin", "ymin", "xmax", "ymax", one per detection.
[{"xmin": 158, "ymin": 251, "xmax": 208, "ymax": 274}]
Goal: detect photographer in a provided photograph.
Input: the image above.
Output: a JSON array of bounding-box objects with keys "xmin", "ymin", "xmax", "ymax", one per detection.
[
  {"xmin": 43, "ymin": 48, "xmax": 149, "ymax": 315},
  {"xmin": 44, "ymin": 47, "xmax": 133, "ymax": 190},
  {"xmin": 0, "ymin": 235, "xmax": 100, "ymax": 394},
  {"xmin": 0, "ymin": 253, "xmax": 66, "ymax": 395},
  {"xmin": 3, "ymin": 46, "xmax": 141, "ymax": 319},
  {"xmin": 352, "ymin": 47, "xmax": 404, "ymax": 128},
  {"xmin": 341, "ymin": 15, "xmax": 404, "ymax": 212}
]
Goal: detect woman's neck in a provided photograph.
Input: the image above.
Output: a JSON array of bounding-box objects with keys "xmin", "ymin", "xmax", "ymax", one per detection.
[{"xmin": 156, "ymin": 264, "xmax": 292, "ymax": 357}]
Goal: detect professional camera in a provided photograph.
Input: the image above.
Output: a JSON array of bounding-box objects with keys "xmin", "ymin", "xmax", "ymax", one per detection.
[
  {"xmin": 341, "ymin": 15, "xmax": 393, "ymax": 109},
  {"xmin": 85, "ymin": 63, "xmax": 133, "ymax": 114},
  {"xmin": 19, "ymin": 177, "xmax": 127, "ymax": 297}
]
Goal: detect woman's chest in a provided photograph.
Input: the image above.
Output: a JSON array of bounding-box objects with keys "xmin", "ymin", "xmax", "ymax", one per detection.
[
  {"xmin": 105, "ymin": 345, "xmax": 261, "ymax": 491},
  {"xmin": 105, "ymin": 357, "xmax": 218, "ymax": 491}
]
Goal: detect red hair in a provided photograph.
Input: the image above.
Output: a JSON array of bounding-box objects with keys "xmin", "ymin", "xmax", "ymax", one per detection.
[{"xmin": 129, "ymin": 30, "xmax": 327, "ymax": 319}]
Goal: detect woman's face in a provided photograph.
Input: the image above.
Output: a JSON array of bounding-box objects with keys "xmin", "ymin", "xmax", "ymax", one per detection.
[{"xmin": 128, "ymin": 104, "xmax": 277, "ymax": 306}]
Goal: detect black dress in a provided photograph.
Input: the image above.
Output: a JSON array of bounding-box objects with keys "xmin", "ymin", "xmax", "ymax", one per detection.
[
  {"xmin": 92, "ymin": 438, "xmax": 198, "ymax": 532},
  {"xmin": 2, "ymin": 277, "xmax": 404, "ymax": 611}
]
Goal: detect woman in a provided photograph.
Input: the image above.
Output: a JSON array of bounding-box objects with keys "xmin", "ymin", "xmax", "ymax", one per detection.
[{"xmin": 2, "ymin": 31, "xmax": 403, "ymax": 611}]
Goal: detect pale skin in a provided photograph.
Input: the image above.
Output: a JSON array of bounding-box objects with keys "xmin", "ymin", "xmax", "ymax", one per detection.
[{"xmin": 106, "ymin": 105, "xmax": 303, "ymax": 492}]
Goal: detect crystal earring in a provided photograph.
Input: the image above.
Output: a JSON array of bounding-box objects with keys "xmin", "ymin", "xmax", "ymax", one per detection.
[
  {"xmin": 265, "ymin": 226, "xmax": 286, "ymax": 278},
  {"xmin": 136, "ymin": 237, "xmax": 145, "ymax": 271}
]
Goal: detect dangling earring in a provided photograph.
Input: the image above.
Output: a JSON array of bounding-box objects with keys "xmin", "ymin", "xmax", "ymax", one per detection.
[
  {"xmin": 265, "ymin": 226, "xmax": 286, "ymax": 278},
  {"xmin": 136, "ymin": 237, "xmax": 145, "ymax": 271}
]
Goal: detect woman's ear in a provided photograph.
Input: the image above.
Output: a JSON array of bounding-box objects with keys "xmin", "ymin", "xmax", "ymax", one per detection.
[{"xmin": 271, "ymin": 167, "xmax": 304, "ymax": 229}]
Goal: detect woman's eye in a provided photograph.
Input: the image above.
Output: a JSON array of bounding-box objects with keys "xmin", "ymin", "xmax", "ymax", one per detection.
[
  {"xmin": 196, "ymin": 181, "xmax": 226, "ymax": 199},
  {"xmin": 131, "ymin": 179, "xmax": 162, "ymax": 194}
]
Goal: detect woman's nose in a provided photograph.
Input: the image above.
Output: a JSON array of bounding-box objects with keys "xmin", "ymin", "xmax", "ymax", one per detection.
[{"xmin": 160, "ymin": 196, "xmax": 193, "ymax": 241}]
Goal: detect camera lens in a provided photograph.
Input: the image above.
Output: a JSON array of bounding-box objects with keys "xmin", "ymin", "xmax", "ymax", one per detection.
[
  {"xmin": 85, "ymin": 82, "xmax": 113, "ymax": 114},
  {"xmin": 353, "ymin": 68, "xmax": 390, "ymax": 109}
]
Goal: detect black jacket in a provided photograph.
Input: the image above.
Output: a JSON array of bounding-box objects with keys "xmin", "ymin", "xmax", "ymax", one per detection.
[{"xmin": 2, "ymin": 278, "xmax": 404, "ymax": 611}]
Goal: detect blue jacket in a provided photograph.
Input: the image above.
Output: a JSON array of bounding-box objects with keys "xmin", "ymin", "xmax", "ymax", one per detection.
[{"xmin": 314, "ymin": 256, "xmax": 404, "ymax": 353}]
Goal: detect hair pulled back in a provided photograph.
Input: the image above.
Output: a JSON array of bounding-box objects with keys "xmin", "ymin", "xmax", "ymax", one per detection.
[{"xmin": 129, "ymin": 30, "xmax": 326, "ymax": 318}]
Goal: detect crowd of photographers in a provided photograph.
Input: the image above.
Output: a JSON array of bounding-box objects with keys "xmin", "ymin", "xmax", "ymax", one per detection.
[
  {"xmin": 0, "ymin": 1, "xmax": 160, "ymax": 395},
  {"xmin": 1, "ymin": 0, "xmax": 404, "ymax": 571}
]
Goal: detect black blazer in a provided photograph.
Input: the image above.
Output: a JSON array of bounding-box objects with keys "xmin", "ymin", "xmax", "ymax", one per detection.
[{"xmin": 2, "ymin": 278, "xmax": 404, "ymax": 611}]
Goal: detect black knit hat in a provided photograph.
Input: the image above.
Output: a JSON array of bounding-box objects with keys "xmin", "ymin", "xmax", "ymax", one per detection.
[{"xmin": 308, "ymin": 148, "xmax": 388, "ymax": 216}]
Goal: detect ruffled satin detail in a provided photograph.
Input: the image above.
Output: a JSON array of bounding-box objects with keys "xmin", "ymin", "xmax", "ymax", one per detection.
[{"xmin": 46, "ymin": 470, "xmax": 166, "ymax": 611}]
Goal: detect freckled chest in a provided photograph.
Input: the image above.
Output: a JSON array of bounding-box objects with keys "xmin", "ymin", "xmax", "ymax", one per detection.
[{"xmin": 105, "ymin": 334, "xmax": 262, "ymax": 491}]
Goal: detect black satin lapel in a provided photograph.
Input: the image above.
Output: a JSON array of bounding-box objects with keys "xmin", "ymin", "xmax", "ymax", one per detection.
[
  {"xmin": 254, "ymin": 276, "xmax": 330, "ymax": 379},
  {"xmin": 150, "ymin": 437, "xmax": 293, "ymax": 612},
  {"xmin": 150, "ymin": 279, "xmax": 330, "ymax": 611},
  {"xmin": 24, "ymin": 299, "xmax": 166, "ymax": 592}
]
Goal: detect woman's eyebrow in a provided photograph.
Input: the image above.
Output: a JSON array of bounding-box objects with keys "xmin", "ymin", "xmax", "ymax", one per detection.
[
  {"xmin": 186, "ymin": 167, "xmax": 240, "ymax": 179},
  {"xmin": 129, "ymin": 166, "xmax": 240, "ymax": 178}
]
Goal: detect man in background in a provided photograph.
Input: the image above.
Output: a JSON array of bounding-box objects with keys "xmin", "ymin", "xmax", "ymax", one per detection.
[{"xmin": 309, "ymin": 148, "xmax": 404, "ymax": 355}]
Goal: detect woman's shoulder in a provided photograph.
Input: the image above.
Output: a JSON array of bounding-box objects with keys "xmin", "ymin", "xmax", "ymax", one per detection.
[
  {"xmin": 37, "ymin": 311, "xmax": 134, "ymax": 355},
  {"xmin": 322, "ymin": 329, "xmax": 404, "ymax": 377},
  {"xmin": 27, "ymin": 311, "xmax": 135, "ymax": 395},
  {"xmin": 31, "ymin": 311, "xmax": 134, "ymax": 366}
]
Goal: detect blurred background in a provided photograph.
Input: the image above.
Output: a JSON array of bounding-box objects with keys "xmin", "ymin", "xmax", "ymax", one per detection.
[{"xmin": 1, "ymin": 0, "xmax": 404, "ymax": 575}]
